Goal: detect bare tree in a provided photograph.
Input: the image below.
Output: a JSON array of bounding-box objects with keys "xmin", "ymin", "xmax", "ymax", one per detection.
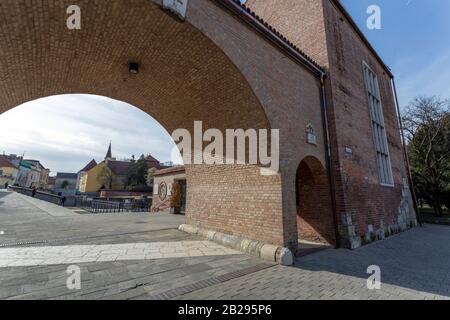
[
  {"xmin": 125, "ymin": 155, "xmax": 148, "ymax": 191},
  {"xmin": 402, "ymin": 96, "xmax": 450, "ymax": 215}
]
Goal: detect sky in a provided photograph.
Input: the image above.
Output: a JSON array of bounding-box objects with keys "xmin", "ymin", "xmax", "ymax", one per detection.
[
  {"xmin": 0, "ymin": 95, "xmax": 181, "ymax": 175},
  {"xmin": 1, "ymin": 1, "xmax": 448, "ymax": 174},
  {"xmin": 341, "ymin": 0, "xmax": 450, "ymax": 105}
]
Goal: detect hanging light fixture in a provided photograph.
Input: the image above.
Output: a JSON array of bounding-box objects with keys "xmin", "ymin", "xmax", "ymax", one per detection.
[{"xmin": 129, "ymin": 62, "xmax": 139, "ymax": 74}]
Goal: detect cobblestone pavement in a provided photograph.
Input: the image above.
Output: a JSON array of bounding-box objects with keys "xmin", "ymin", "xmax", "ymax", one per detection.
[
  {"xmin": 0, "ymin": 191, "xmax": 186, "ymax": 245},
  {"xmin": 0, "ymin": 241, "xmax": 242, "ymax": 267},
  {"xmin": 177, "ymin": 224, "xmax": 450, "ymax": 300},
  {"xmin": 0, "ymin": 191, "xmax": 263, "ymax": 300},
  {"xmin": 1, "ymin": 190, "xmax": 450, "ymax": 300}
]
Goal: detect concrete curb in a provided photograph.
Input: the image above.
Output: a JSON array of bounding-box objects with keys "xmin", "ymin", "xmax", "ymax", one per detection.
[{"xmin": 179, "ymin": 224, "xmax": 293, "ymax": 266}]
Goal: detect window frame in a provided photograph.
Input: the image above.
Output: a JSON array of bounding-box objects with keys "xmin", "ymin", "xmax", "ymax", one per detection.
[{"xmin": 362, "ymin": 61, "xmax": 394, "ymax": 187}]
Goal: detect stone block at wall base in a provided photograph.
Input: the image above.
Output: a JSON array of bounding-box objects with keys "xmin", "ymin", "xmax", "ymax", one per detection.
[
  {"xmin": 337, "ymin": 224, "xmax": 361, "ymax": 249},
  {"xmin": 179, "ymin": 224, "xmax": 293, "ymax": 266}
]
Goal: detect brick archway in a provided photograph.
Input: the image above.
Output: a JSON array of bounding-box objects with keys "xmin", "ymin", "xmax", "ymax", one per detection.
[
  {"xmin": 296, "ymin": 156, "xmax": 336, "ymax": 245},
  {"xmin": 0, "ymin": 0, "xmax": 280, "ymax": 244},
  {"xmin": 1, "ymin": 0, "xmax": 328, "ymax": 249}
]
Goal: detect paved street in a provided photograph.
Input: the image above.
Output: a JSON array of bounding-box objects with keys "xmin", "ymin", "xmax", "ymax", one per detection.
[
  {"xmin": 1, "ymin": 190, "xmax": 450, "ymax": 300},
  {"xmin": 178, "ymin": 223, "xmax": 450, "ymax": 300},
  {"xmin": 0, "ymin": 191, "xmax": 187, "ymax": 245},
  {"xmin": 1, "ymin": 241, "xmax": 242, "ymax": 267}
]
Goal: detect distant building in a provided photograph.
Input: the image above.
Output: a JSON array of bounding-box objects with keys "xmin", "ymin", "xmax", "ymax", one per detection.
[
  {"xmin": 152, "ymin": 166, "xmax": 186, "ymax": 214},
  {"xmin": 47, "ymin": 176, "xmax": 56, "ymax": 190},
  {"xmin": 78, "ymin": 143, "xmax": 165, "ymax": 194},
  {"xmin": 3, "ymin": 154, "xmax": 21, "ymax": 167},
  {"xmin": 55, "ymin": 173, "xmax": 78, "ymax": 188},
  {"xmin": 0, "ymin": 156, "xmax": 19, "ymax": 186},
  {"xmin": 16, "ymin": 160, "xmax": 40, "ymax": 188},
  {"xmin": 40, "ymin": 169, "xmax": 50, "ymax": 190},
  {"xmin": 146, "ymin": 154, "xmax": 162, "ymax": 169},
  {"xmin": 24, "ymin": 160, "xmax": 49, "ymax": 189},
  {"xmin": 79, "ymin": 159, "xmax": 129, "ymax": 193},
  {"xmin": 3, "ymin": 154, "xmax": 28, "ymax": 186},
  {"xmin": 54, "ymin": 173, "xmax": 78, "ymax": 196},
  {"xmin": 76, "ymin": 159, "xmax": 97, "ymax": 193},
  {"xmin": 2, "ymin": 155, "xmax": 50, "ymax": 189}
]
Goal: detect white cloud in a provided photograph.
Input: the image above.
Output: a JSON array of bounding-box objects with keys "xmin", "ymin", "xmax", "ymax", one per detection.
[
  {"xmin": 0, "ymin": 94, "xmax": 182, "ymax": 174},
  {"xmin": 395, "ymin": 49, "xmax": 450, "ymax": 108}
]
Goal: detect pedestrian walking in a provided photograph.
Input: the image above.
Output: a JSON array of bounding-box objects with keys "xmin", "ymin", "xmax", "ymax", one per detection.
[{"xmin": 31, "ymin": 186, "xmax": 37, "ymax": 198}]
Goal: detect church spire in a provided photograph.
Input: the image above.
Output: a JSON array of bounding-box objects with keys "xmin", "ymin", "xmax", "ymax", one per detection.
[{"xmin": 105, "ymin": 142, "xmax": 112, "ymax": 160}]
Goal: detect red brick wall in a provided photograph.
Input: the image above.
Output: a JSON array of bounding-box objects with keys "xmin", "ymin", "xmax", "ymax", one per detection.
[
  {"xmin": 0, "ymin": 0, "xmax": 328, "ymax": 249},
  {"xmin": 245, "ymin": 0, "xmax": 329, "ymax": 66},
  {"xmin": 247, "ymin": 0, "xmax": 416, "ymax": 247},
  {"xmin": 186, "ymin": 164, "xmax": 284, "ymax": 245},
  {"xmin": 187, "ymin": 0, "xmax": 329, "ymax": 249},
  {"xmin": 296, "ymin": 157, "xmax": 336, "ymax": 245},
  {"xmin": 322, "ymin": 0, "xmax": 408, "ymax": 238}
]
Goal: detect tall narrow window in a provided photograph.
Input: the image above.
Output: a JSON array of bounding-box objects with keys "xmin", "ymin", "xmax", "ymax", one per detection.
[{"xmin": 363, "ymin": 62, "xmax": 394, "ymax": 186}]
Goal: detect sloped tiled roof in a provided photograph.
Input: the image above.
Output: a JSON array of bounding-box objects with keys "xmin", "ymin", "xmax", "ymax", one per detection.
[
  {"xmin": 79, "ymin": 159, "xmax": 98, "ymax": 173},
  {"xmin": 154, "ymin": 166, "xmax": 185, "ymax": 176},
  {"xmin": 24, "ymin": 159, "xmax": 47, "ymax": 170},
  {"xmin": 107, "ymin": 160, "xmax": 132, "ymax": 175},
  {"xmin": 0, "ymin": 156, "xmax": 18, "ymax": 169},
  {"xmin": 56, "ymin": 172, "xmax": 78, "ymax": 180},
  {"xmin": 146, "ymin": 154, "xmax": 165, "ymax": 169},
  {"xmin": 107, "ymin": 158, "xmax": 165, "ymax": 175},
  {"xmin": 146, "ymin": 154, "xmax": 159, "ymax": 163}
]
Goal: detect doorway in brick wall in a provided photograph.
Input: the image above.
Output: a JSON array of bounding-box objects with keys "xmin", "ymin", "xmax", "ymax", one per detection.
[
  {"xmin": 296, "ymin": 156, "xmax": 336, "ymax": 250},
  {"xmin": 179, "ymin": 179, "xmax": 187, "ymax": 215}
]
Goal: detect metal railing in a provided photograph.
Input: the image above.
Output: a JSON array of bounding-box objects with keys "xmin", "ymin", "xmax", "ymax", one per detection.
[
  {"xmin": 76, "ymin": 198, "xmax": 151, "ymax": 214},
  {"xmin": 8, "ymin": 186, "xmax": 151, "ymax": 214},
  {"xmin": 8, "ymin": 186, "xmax": 76, "ymax": 206}
]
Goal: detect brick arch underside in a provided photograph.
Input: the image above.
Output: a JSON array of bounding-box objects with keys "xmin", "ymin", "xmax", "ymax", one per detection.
[
  {"xmin": 296, "ymin": 156, "xmax": 336, "ymax": 245},
  {"xmin": 0, "ymin": 0, "xmax": 269, "ymax": 133},
  {"xmin": 0, "ymin": 0, "xmax": 289, "ymax": 246}
]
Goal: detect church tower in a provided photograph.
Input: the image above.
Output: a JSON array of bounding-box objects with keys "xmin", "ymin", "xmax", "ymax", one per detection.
[{"xmin": 105, "ymin": 142, "xmax": 112, "ymax": 160}]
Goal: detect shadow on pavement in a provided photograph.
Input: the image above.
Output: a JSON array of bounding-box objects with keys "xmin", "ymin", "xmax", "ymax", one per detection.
[
  {"xmin": 292, "ymin": 224, "xmax": 450, "ymax": 297},
  {"xmin": 0, "ymin": 190, "xmax": 11, "ymax": 199}
]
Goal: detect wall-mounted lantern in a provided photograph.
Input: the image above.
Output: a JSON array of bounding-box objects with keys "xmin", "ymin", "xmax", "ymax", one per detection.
[{"xmin": 129, "ymin": 62, "xmax": 139, "ymax": 74}]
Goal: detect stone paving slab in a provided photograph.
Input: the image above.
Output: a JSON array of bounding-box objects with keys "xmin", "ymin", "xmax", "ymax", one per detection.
[
  {"xmin": 176, "ymin": 224, "xmax": 450, "ymax": 300},
  {"xmin": 176, "ymin": 264, "xmax": 449, "ymax": 300},
  {"xmin": 0, "ymin": 191, "xmax": 186, "ymax": 245},
  {"xmin": 0, "ymin": 241, "xmax": 242, "ymax": 267},
  {"xmin": 0, "ymin": 255, "xmax": 264, "ymax": 300},
  {"xmin": 2, "ymin": 190, "xmax": 450, "ymax": 300},
  {"xmin": 0, "ymin": 190, "xmax": 264, "ymax": 300},
  {"xmin": 14, "ymin": 193, "xmax": 77, "ymax": 217}
]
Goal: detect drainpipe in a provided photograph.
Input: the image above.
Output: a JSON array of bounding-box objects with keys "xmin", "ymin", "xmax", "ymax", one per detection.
[
  {"xmin": 391, "ymin": 78, "xmax": 422, "ymax": 226},
  {"xmin": 319, "ymin": 74, "xmax": 341, "ymax": 248}
]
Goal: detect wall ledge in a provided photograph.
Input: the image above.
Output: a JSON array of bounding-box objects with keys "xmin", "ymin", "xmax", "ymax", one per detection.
[{"xmin": 179, "ymin": 224, "xmax": 293, "ymax": 265}]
